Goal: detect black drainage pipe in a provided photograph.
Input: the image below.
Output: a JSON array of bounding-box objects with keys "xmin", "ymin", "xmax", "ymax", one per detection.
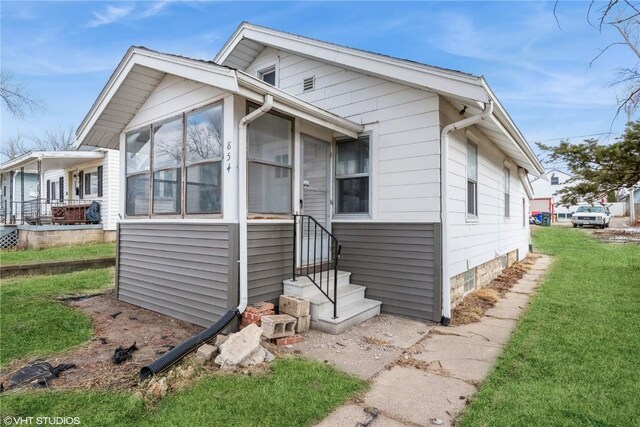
[{"xmin": 140, "ymin": 308, "xmax": 239, "ymax": 380}]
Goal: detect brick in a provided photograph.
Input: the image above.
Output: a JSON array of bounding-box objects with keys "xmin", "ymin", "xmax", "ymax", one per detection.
[
  {"xmin": 260, "ymin": 314, "xmax": 296, "ymax": 339},
  {"xmin": 245, "ymin": 302, "xmax": 275, "ymax": 314},
  {"xmin": 242, "ymin": 309, "xmax": 275, "ymax": 326},
  {"xmin": 279, "ymin": 295, "xmax": 310, "ymax": 317},
  {"xmin": 295, "ymin": 315, "xmax": 310, "ymax": 333},
  {"xmin": 275, "ymin": 335, "xmax": 304, "ymax": 346}
]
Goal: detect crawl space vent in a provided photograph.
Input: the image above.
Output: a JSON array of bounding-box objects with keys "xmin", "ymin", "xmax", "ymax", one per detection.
[{"xmin": 303, "ymin": 77, "xmax": 315, "ymax": 92}]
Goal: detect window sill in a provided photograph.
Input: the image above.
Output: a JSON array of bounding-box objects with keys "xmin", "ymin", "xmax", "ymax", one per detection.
[{"xmin": 332, "ymin": 214, "xmax": 372, "ymax": 222}]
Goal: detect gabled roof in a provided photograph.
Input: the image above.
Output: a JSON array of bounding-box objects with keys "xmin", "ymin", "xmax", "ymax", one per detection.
[
  {"xmin": 76, "ymin": 47, "xmax": 363, "ymax": 150},
  {"xmin": 214, "ymin": 22, "xmax": 545, "ymax": 177},
  {"xmin": 0, "ymin": 150, "xmax": 106, "ymax": 174}
]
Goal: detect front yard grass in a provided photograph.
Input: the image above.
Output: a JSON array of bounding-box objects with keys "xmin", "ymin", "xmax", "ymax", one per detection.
[
  {"xmin": 460, "ymin": 227, "xmax": 640, "ymax": 426},
  {"xmin": 0, "ymin": 358, "xmax": 366, "ymax": 426},
  {"xmin": 0, "ymin": 242, "xmax": 115, "ymax": 266},
  {"xmin": 0, "ymin": 269, "xmax": 114, "ymax": 367}
]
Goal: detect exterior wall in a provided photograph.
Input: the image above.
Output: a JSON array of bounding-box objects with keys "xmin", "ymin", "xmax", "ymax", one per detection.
[
  {"xmin": 117, "ymin": 222, "xmax": 238, "ymax": 327},
  {"xmin": 331, "ymin": 222, "xmax": 441, "ymax": 322},
  {"xmin": 247, "ymin": 222, "xmax": 294, "ymax": 305},
  {"xmin": 245, "ymin": 48, "xmax": 441, "ymax": 222},
  {"xmin": 440, "ymin": 98, "xmax": 530, "ymax": 285},
  {"xmin": 450, "ymin": 249, "xmax": 519, "ymax": 307},
  {"xmin": 17, "ymin": 224, "xmax": 107, "ymax": 249},
  {"xmin": 531, "ymin": 169, "xmax": 579, "ymax": 216}
]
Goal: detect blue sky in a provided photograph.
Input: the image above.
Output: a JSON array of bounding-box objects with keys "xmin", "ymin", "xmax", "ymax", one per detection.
[{"xmin": 1, "ymin": 1, "xmax": 636, "ymax": 165}]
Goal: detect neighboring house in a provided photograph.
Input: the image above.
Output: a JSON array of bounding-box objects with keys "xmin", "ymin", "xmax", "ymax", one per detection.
[
  {"xmin": 0, "ymin": 170, "xmax": 38, "ymax": 222},
  {"xmin": 619, "ymin": 186, "xmax": 640, "ymax": 220},
  {"xmin": 0, "ymin": 149, "xmax": 120, "ymax": 248},
  {"xmin": 530, "ymin": 168, "xmax": 578, "ymax": 220},
  {"xmin": 76, "ymin": 23, "xmax": 544, "ymax": 331}
]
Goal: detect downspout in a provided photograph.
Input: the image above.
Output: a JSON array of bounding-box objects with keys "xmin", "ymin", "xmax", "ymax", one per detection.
[
  {"xmin": 440, "ymin": 100, "xmax": 493, "ymax": 326},
  {"xmin": 237, "ymin": 94, "xmax": 273, "ymax": 313}
]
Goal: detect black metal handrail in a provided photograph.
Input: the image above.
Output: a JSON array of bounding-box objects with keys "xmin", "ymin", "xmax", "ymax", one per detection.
[
  {"xmin": 9, "ymin": 198, "xmax": 102, "ymax": 225},
  {"xmin": 292, "ymin": 214, "xmax": 342, "ymax": 319}
]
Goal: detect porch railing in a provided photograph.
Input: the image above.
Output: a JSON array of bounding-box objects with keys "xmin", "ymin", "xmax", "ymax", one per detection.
[
  {"xmin": 292, "ymin": 214, "xmax": 342, "ymax": 319},
  {"xmin": 0, "ymin": 200, "xmax": 6, "ymax": 224},
  {"xmin": 10, "ymin": 198, "xmax": 102, "ymax": 226}
]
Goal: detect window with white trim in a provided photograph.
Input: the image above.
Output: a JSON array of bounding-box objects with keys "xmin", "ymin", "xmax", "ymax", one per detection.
[
  {"xmin": 522, "ymin": 197, "xmax": 526, "ymax": 227},
  {"xmin": 336, "ymin": 136, "xmax": 370, "ymax": 214},
  {"xmin": 258, "ymin": 66, "xmax": 276, "ymax": 86},
  {"xmin": 125, "ymin": 129, "xmax": 151, "ymax": 215},
  {"xmin": 152, "ymin": 117, "xmax": 182, "ymax": 214},
  {"xmin": 504, "ymin": 167, "xmax": 511, "ymax": 218},
  {"xmin": 467, "ymin": 142, "xmax": 478, "ymax": 218}
]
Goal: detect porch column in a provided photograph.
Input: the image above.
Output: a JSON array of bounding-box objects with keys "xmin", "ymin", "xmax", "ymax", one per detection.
[
  {"xmin": 20, "ymin": 167, "xmax": 24, "ymax": 224},
  {"xmin": 8, "ymin": 171, "xmax": 14, "ymax": 222},
  {"xmin": 37, "ymin": 159, "xmax": 42, "ymax": 225}
]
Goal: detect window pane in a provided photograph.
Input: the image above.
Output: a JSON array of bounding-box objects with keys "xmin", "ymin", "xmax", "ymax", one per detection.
[
  {"xmin": 467, "ymin": 143, "xmax": 477, "ymax": 181},
  {"xmin": 90, "ymin": 174, "xmax": 98, "ymax": 195},
  {"xmin": 336, "ymin": 137, "xmax": 369, "ymax": 176},
  {"xmin": 153, "ymin": 168, "xmax": 181, "ymax": 214},
  {"xmin": 504, "ymin": 168, "xmax": 510, "ymax": 192},
  {"xmin": 126, "ymin": 129, "xmax": 151, "ymax": 174},
  {"xmin": 248, "ymin": 163, "xmax": 291, "ymax": 213},
  {"xmin": 84, "ymin": 173, "xmax": 92, "ymax": 195},
  {"xmin": 248, "ymin": 111, "xmax": 292, "ymax": 165},
  {"xmin": 467, "ymin": 180, "xmax": 476, "ymax": 216},
  {"xmin": 126, "ymin": 174, "xmax": 149, "ymax": 215},
  {"xmin": 186, "ymin": 105, "xmax": 223, "ymax": 164},
  {"xmin": 337, "ymin": 177, "xmax": 369, "ymax": 213},
  {"xmin": 261, "ymin": 70, "xmax": 276, "ymax": 86},
  {"xmin": 153, "ymin": 118, "xmax": 183, "ymax": 170},
  {"xmin": 187, "ymin": 162, "xmax": 221, "ymax": 213}
]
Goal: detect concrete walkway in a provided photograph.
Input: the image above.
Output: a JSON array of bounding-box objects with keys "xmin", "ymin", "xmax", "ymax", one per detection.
[{"xmin": 315, "ymin": 255, "xmax": 553, "ymax": 427}]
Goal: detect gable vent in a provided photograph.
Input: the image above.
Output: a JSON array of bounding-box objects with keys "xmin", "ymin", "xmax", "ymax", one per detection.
[{"xmin": 303, "ymin": 77, "xmax": 315, "ymax": 92}]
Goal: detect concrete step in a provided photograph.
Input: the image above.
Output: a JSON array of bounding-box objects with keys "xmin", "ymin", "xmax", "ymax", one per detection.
[
  {"xmin": 283, "ymin": 270, "xmax": 352, "ymax": 298},
  {"xmin": 312, "ymin": 298, "xmax": 382, "ymax": 335},
  {"xmin": 308, "ymin": 284, "xmax": 367, "ymax": 321}
]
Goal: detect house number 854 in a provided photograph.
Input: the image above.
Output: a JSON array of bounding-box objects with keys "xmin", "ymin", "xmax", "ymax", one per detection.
[{"xmin": 226, "ymin": 141, "xmax": 231, "ymax": 173}]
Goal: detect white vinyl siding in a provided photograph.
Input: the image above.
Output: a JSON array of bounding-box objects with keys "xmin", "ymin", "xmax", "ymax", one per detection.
[{"xmin": 245, "ymin": 47, "xmax": 440, "ymax": 222}]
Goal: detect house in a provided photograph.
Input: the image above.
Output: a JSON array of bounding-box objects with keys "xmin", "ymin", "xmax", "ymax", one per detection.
[
  {"xmin": 530, "ymin": 168, "xmax": 577, "ymax": 220},
  {"xmin": 0, "ymin": 149, "xmax": 120, "ymax": 248},
  {"xmin": 76, "ymin": 23, "xmax": 544, "ymax": 331}
]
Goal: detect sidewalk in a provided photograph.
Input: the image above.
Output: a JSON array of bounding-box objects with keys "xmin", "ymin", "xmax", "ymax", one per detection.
[{"xmin": 316, "ymin": 255, "xmax": 553, "ymax": 427}]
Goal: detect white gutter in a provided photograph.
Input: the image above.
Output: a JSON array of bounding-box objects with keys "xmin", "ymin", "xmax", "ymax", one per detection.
[
  {"xmin": 237, "ymin": 94, "xmax": 274, "ymax": 314},
  {"xmin": 440, "ymin": 100, "xmax": 493, "ymax": 325}
]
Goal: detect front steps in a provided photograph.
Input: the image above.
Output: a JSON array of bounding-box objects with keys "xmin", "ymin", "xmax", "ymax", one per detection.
[{"xmin": 283, "ymin": 270, "xmax": 381, "ymax": 334}]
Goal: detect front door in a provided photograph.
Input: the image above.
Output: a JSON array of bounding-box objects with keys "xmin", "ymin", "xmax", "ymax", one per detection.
[{"xmin": 301, "ymin": 134, "xmax": 330, "ymax": 264}]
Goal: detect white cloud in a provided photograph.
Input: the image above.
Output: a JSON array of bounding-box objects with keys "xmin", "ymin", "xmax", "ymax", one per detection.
[
  {"xmin": 140, "ymin": 1, "xmax": 170, "ymax": 19},
  {"xmin": 87, "ymin": 5, "xmax": 133, "ymax": 28}
]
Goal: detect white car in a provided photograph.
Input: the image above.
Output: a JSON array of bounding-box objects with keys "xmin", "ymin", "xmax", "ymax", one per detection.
[{"xmin": 571, "ymin": 205, "xmax": 611, "ymax": 229}]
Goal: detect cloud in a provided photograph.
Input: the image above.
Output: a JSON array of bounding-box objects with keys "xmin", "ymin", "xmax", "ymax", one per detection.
[
  {"xmin": 140, "ymin": 1, "xmax": 170, "ymax": 19},
  {"xmin": 87, "ymin": 5, "xmax": 133, "ymax": 28}
]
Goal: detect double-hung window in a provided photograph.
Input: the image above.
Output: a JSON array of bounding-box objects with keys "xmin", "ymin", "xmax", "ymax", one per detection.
[
  {"xmin": 504, "ymin": 167, "xmax": 511, "ymax": 218},
  {"xmin": 185, "ymin": 104, "xmax": 223, "ymax": 214},
  {"xmin": 84, "ymin": 172, "xmax": 98, "ymax": 196},
  {"xmin": 247, "ymin": 108, "xmax": 293, "ymax": 214},
  {"xmin": 335, "ymin": 136, "xmax": 370, "ymax": 214},
  {"xmin": 125, "ymin": 129, "xmax": 151, "ymax": 215},
  {"xmin": 152, "ymin": 117, "xmax": 183, "ymax": 214},
  {"xmin": 467, "ymin": 142, "xmax": 478, "ymax": 218}
]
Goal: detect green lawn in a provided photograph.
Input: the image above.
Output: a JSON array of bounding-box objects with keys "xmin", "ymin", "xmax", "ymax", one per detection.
[
  {"xmin": 0, "ymin": 242, "xmax": 115, "ymax": 266},
  {"xmin": 461, "ymin": 227, "xmax": 640, "ymax": 426},
  {"xmin": 0, "ymin": 269, "xmax": 114, "ymax": 366},
  {"xmin": 0, "ymin": 358, "xmax": 365, "ymax": 426}
]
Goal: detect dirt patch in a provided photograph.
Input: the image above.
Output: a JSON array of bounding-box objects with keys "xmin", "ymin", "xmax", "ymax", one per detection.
[
  {"xmin": 0, "ymin": 290, "xmax": 204, "ymax": 392},
  {"xmin": 451, "ymin": 257, "xmax": 534, "ymax": 326},
  {"xmin": 593, "ymin": 227, "xmax": 640, "ymax": 244}
]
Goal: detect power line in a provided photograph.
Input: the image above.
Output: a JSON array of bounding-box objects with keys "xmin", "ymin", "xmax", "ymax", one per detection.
[{"xmin": 533, "ymin": 131, "xmax": 617, "ymax": 143}]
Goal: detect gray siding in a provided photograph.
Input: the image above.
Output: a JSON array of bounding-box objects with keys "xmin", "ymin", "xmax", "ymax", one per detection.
[
  {"xmin": 332, "ymin": 222, "xmax": 441, "ymax": 322},
  {"xmin": 117, "ymin": 222, "xmax": 238, "ymax": 327},
  {"xmin": 247, "ymin": 223, "xmax": 294, "ymax": 305}
]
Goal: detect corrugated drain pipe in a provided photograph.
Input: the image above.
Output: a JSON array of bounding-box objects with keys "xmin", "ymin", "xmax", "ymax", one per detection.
[
  {"xmin": 440, "ymin": 100, "xmax": 493, "ymax": 326},
  {"xmin": 139, "ymin": 94, "xmax": 274, "ymax": 380}
]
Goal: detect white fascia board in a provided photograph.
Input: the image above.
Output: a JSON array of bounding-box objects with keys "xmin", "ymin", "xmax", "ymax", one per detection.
[
  {"xmin": 217, "ymin": 24, "xmax": 489, "ymax": 103},
  {"xmin": 76, "ymin": 47, "xmax": 239, "ymax": 148},
  {"xmin": 237, "ymin": 73, "xmax": 363, "ymax": 138},
  {"xmin": 0, "ymin": 151, "xmax": 104, "ymax": 173},
  {"xmin": 488, "ymin": 115, "xmax": 544, "ymax": 178}
]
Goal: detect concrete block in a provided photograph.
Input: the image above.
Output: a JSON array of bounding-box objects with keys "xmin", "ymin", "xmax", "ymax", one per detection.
[
  {"xmin": 260, "ymin": 314, "xmax": 296, "ymax": 339},
  {"xmin": 295, "ymin": 315, "xmax": 310, "ymax": 333},
  {"xmin": 195, "ymin": 344, "xmax": 218, "ymax": 363},
  {"xmin": 279, "ymin": 295, "xmax": 310, "ymax": 317}
]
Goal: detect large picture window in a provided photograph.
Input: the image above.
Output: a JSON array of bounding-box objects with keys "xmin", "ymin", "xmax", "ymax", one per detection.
[
  {"xmin": 125, "ymin": 128, "xmax": 151, "ymax": 215},
  {"xmin": 124, "ymin": 102, "xmax": 223, "ymax": 217},
  {"xmin": 467, "ymin": 142, "xmax": 478, "ymax": 218},
  {"xmin": 335, "ymin": 136, "xmax": 369, "ymax": 214},
  {"xmin": 186, "ymin": 105, "xmax": 223, "ymax": 213},
  {"xmin": 247, "ymin": 108, "xmax": 293, "ymax": 214}
]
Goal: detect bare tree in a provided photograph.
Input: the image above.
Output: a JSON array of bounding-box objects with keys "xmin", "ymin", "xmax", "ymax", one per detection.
[
  {"xmin": 0, "ymin": 134, "xmax": 29, "ymax": 160},
  {"xmin": 587, "ymin": 1, "xmax": 640, "ymax": 119},
  {"xmin": 29, "ymin": 127, "xmax": 75, "ymax": 152},
  {"xmin": 0, "ymin": 70, "xmax": 42, "ymax": 118}
]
